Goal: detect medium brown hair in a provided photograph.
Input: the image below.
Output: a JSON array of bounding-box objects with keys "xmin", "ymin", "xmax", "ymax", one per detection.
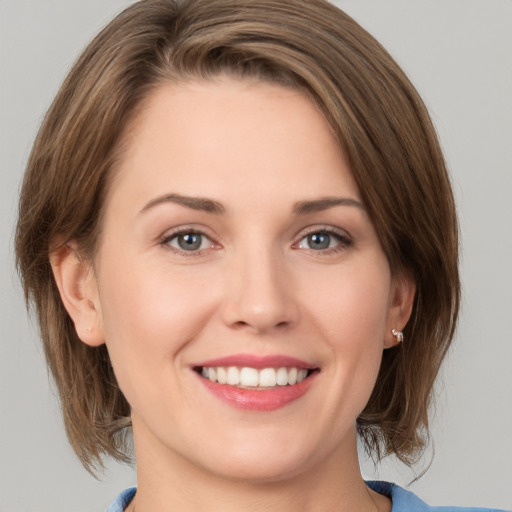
[{"xmin": 15, "ymin": 0, "xmax": 459, "ymax": 473}]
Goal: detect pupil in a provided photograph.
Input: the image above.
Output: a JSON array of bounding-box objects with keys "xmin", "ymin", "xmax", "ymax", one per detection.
[
  {"xmin": 308, "ymin": 233, "xmax": 330, "ymax": 250},
  {"xmin": 178, "ymin": 233, "xmax": 201, "ymax": 251}
]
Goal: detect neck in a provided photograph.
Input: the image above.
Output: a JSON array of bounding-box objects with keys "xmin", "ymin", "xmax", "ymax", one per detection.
[{"xmin": 129, "ymin": 421, "xmax": 390, "ymax": 512}]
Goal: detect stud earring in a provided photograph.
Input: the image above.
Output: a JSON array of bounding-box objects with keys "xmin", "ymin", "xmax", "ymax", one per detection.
[{"xmin": 391, "ymin": 328, "xmax": 404, "ymax": 344}]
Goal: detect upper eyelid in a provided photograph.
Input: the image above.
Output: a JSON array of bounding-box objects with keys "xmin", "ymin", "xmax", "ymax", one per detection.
[
  {"xmin": 160, "ymin": 225, "xmax": 216, "ymax": 241},
  {"xmin": 294, "ymin": 224, "xmax": 352, "ymax": 240},
  {"xmin": 163, "ymin": 230, "xmax": 212, "ymax": 242}
]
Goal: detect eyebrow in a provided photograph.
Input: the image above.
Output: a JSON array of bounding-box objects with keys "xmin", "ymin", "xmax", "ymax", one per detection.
[
  {"xmin": 292, "ymin": 197, "xmax": 364, "ymax": 215},
  {"xmin": 139, "ymin": 193, "xmax": 225, "ymax": 215},
  {"xmin": 139, "ymin": 193, "xmax": 363, "ymax": 216}
]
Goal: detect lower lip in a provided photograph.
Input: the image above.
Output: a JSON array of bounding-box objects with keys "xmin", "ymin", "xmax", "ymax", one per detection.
[{"xmin": 197, "ymin": 373, "xmax": 316, "ymax": 411}]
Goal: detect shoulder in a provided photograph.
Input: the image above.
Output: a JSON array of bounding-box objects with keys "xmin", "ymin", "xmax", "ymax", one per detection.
[
  {"xmin": 105, "ymin": 487, "xmax": 136, "ymax": 512},
  {"xmin": 106, "ymin": 484, "xmax": 507, "ymax": 512},
  {"xmin": 366, "ymin": 481, "xmax": 508, "ymax": 512}
]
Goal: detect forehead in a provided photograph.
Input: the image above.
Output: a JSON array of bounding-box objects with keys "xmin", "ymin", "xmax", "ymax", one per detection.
[{"xmin": 106, "ymin": 77, "xmax": 360, "ymax": 215}]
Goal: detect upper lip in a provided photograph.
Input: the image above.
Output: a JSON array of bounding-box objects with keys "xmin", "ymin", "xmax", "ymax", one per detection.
[{"xmin": 194, "ymin": 353, "xmax": 317, "ymax": 369}]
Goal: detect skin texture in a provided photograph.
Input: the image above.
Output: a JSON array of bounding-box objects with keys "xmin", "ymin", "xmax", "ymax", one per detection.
[{"xmin": 51, "ymin": 77, "xmax": 414, "ymax": 511}]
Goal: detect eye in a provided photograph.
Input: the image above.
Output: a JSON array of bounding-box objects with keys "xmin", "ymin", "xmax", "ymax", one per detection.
[
  {"xmin": 295, "ymin": 229, "xmax": 352, "ymax": 252},
  {"xmin": 164, "ymin": 231, "xmax": 214, "ymax": 252},
  {"xmin": 301, "ymin": 232, "xmax": 335, "ymax": 250}
]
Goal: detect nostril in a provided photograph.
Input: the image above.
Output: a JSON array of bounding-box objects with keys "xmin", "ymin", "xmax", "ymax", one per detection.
[
  {"xmin": 232, "ymin": 320, "xmax": 250, "ymax": 330},
  {"xmin": 221, "ymin": 290, "xmax": 299, "ymax": 333}
]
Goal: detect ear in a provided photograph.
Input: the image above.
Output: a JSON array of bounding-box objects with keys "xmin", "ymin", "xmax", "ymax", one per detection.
[
  {"xmin": 50, "ymin": 242, "xmax": 105, "ymax": 346},
  {"xmin": 384, "ymin": 271, "xmax": 416, "ymax": 349}
]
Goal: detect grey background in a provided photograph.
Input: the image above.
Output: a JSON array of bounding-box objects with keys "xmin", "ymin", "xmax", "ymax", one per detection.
[{"xmin": 1, "ymin": 1, "xmax": 511, "ymax": 510}]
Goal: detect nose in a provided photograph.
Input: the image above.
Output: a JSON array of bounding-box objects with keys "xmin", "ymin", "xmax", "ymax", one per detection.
[{"xmin": 220, "ymin": 247, "xmax": 299, "ymax": 334}]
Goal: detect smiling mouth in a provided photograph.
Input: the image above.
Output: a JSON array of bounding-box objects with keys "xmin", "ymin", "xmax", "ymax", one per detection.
[{"xmin": 194, "ymin": 366, "xmax": 318, "ymax": 389}]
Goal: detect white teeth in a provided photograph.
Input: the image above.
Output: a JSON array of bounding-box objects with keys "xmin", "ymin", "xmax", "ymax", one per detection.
[
  {"xmin": 216, "ymin": 367, "xmax": 227, "ymax": 384},
  {"xmin": 227, "ymin": 366, "xmax": 240, "ymax": 385},
  {"xmin": 276, "ymin": 367, "xmax": 288, "ymax": 386},
  {"xmin": 297, "ymin": 369, "xmax": 308, "ymax": 383},
  {"xmin": 240, "ymin": 367, "xmax": 259, "ymax": 387},
  {"xmin": 259, "ymin": 368, "xmax": 277, "ymax": 387},
  {"xmin": 201, "ymin": 366, "xmax": 312, "ymax": 387}
]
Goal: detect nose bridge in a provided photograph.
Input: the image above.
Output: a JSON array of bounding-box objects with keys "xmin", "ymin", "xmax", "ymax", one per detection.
[{"xmin": 222, "ymin": 238, "xmax": 297, "ymax": 333}]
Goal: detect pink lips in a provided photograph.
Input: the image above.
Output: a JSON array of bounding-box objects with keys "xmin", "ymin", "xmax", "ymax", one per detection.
[
  {"xmin": 194, "ymin": 353, "xmax": 317, "ymax": 411},
  {"xmin": 195, "ymin": 353, "xmax": 317, "ymax": 370}
]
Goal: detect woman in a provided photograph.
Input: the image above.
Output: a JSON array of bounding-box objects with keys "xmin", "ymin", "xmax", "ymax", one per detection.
[{"xmin": 14, "ymin": 0, "xmax": 508, "ymax": 510}]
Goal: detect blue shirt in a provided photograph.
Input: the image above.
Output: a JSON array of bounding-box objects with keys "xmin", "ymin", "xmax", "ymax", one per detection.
[{"xmin": 106, "ymin": 482, "xmax": 508, "ymax": 511}]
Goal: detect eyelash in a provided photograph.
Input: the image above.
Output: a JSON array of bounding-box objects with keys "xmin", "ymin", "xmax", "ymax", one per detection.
[
  {"xmin": 159, "ymin": 228, "xmax": 218, "ymax": 257},
  {"xmin": 292, "ymin": 226, "xmax": 353, "ymax": 255},
  {"xmin": 159, "ymin": 226, "xmax": 353, "ymax": 257}
]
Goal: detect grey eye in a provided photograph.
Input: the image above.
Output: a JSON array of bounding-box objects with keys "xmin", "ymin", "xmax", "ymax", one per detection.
[
  {"xmin": 306, "ymin": 233, "xmax": 332, "ymax": 250},
  {"xmin": 295, "ymin": 230, "xmax": 351, "ymax": 252},
  {"xmin": 168, "ymin": 232, "xmax": 210, "ymax": 251}
]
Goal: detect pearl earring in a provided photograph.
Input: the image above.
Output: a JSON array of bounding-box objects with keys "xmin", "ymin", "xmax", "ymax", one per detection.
[{"xmin": 391, "ymin": 328, "xmax": 404, "ymax": 344}]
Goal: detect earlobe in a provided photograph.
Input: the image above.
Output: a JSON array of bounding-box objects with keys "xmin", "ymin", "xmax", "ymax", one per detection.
[
  {"xmin": 384, "ymin": 272, "xmax": 416, "ymax": 349},
  {"xmin": 50, "ymin": 242, "xmax": 105, "ymax": 347}
]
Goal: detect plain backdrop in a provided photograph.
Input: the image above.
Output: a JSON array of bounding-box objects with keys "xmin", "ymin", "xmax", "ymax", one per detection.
[{"xmin": 1, "ymin": 1, "xmax": 511, "ymax": 510}]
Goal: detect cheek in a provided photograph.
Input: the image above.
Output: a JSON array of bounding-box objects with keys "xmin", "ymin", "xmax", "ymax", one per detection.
[
  {"xmin": 304, "ymin": 258, "xmax": 391, "ymax": 405},
  {"xmin": 95, "ymin": 253, "xmax": 217, "ymax": 383},
  {"xmin": 307, "ymin": 258, "xmax": 391, "ymax": 344}
]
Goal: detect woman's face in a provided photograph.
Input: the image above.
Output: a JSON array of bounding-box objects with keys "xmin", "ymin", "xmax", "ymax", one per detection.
[{"xmin": 85, "ymin": 77, "xmax": 411, "ymax": 481}]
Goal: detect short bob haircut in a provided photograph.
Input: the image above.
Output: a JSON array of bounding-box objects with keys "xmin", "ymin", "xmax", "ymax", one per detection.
[{"xmin": 16, "ymin": 0, "xmax": 459, "ymax": 474}]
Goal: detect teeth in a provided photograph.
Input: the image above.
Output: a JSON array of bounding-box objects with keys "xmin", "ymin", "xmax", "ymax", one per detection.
[
  {"xmin": 217, "ymin": 367, "xmax": 227, "ymax": 384},
  {"xmin": 276, "ymin": 367, "xmax": 288, "ymax": 385},
  {"xmin": 240, "ymin": 367, "xmax": 259, "ymax": 386},
  {"xmin": 259, "ymin": 368, "xmax": 277, "ymax": 387},
  {"xmin": 288, "ymin": 367, "xmax": 298, "ymax": 385},
  {"xmin": 227, "ymin": 366, "xmax": 240, "ymax": 385},
  {"xmin": 200, "ymin": 366, "xmax": 311, "ymax": 387}
]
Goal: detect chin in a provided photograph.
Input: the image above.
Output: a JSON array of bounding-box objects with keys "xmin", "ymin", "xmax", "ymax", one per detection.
[
  {"xmin": 201, "ymin": 452, "xmax": 313, "ymax": 484},
  {"xmin": 182, "ymin": 427, "xmax": 338, "ymax": 485}
]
